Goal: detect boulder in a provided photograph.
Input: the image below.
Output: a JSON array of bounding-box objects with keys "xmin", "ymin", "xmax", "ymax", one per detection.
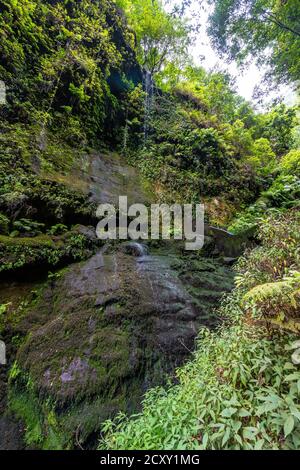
[{"xmin": 13, "ymin": 246, "xmax": 234, "ymax": 448}]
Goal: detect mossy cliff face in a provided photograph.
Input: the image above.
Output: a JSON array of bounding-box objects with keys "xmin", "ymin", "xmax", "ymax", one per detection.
[
  {"xmin": 0, "ymin": 122, "xmax": 102, "ymax": 275},
  {"xmin": 0, "ymin": 142, "xmax": 237, "ymax": 449},
  {"xmin": 0, "ymin": 0, "xmax": 143, "ymax": 146},
  {"xmin": 9, "ymin": 244, "xmax": 234, "ymax": 449}
]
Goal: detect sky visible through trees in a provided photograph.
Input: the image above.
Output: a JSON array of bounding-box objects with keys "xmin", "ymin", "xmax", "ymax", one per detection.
[{"xmin": 164, "ymin": 0, "xmax": 296, "ymax": 106}]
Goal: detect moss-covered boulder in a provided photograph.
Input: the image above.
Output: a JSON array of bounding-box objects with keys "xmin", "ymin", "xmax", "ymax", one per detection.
[
  {"xmin": 9, "ymin": 245, "xmax": 234, "ymax": 449},
  {"xmin": 0, "ymin": 226, "xmax": 101, "ymax": 275}
]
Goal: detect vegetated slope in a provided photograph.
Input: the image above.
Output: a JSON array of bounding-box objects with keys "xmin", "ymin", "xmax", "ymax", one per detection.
[
  {"xmin": 126, "ymin": 73, "xmax": 298, "ymax": 226},
  {"xmin": 7, "ymin": 244, "xmax": 234, "ymax": 449},
  {"xmin": 0, "ymin": 0, "xmax": 144, "ymax": 272},
  {"xmin": 101, "ymin": 209, "xmax": 300, "ymax": 450},
  {"xmin": 0, "ymin": 0, "xmax": 146, "ymax": 449}
]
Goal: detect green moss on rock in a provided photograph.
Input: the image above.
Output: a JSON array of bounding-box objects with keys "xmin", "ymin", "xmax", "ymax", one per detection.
[{"xmin": 0, "ymin": 230, "xmax": 101, "ymax": 274}]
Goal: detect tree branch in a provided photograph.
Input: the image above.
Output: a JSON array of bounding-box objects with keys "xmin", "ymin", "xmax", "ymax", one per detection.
[{"xmin": 263, "ymin": 11, "xmax": 300, "ymax": 37}]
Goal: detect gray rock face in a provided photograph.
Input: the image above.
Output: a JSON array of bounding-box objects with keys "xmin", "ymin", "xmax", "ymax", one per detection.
[{"xmin": 5, "ymin": 151, "xmax": 236, "ymax": 449}]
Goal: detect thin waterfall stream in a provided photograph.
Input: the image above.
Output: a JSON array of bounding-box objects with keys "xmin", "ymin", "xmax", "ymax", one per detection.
[{"xmin": 143, "ymin": 70, "xmax": 154, "ymax": 145}]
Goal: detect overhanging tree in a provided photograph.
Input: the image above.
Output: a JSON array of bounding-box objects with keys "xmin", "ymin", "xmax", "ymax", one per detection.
[
  {"xmin": 115, "ymin": 0, "xmax": 190, "ymax": 74},
  {"xmin": 207, "ymin": 0, "xmax": 300, "ymax": 88}
]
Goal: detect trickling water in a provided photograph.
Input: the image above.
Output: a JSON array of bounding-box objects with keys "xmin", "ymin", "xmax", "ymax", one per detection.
[
  {"xmin": 120, "ymin": 241, "xmax": 149, "ymax": 257},
  {"xmin": 122, "ymin": 110, "xmax": 129, "ymax": 155},
  {"xmin": 143, "ymin": 70, "xmax": 154, "ymax": 145}
]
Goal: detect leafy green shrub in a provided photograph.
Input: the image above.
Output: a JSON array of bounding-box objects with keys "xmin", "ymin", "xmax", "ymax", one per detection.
[
  {"xmin": 228, "ymin": 200, "xmax": 269, "ymax": 235},
  {"xmin": 12, "ymin": 219, "xmax": 45, "ymax": 237},
  {"xmin": 245, "ymin": 138, "xmax": 276, "ymax": 176},
  {"xmin": 0, "ymin": 0, "xmax": 142, "ymax": 145},
  {"xmin": 280, "ymin": 150, "xmax": 300, "ymax": 177}
]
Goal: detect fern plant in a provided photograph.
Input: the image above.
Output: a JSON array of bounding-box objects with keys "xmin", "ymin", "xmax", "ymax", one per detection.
[{"xmin": 243, "ymin": 272, "xmax": 300, "ymax": 332}]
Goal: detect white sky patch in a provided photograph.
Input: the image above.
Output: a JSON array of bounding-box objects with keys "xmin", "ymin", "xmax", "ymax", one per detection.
[{"xmin": 164, "ymin": 0, "xmax": 295, "ymax": 108}]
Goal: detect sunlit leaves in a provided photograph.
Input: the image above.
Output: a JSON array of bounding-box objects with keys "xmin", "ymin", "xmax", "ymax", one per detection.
[{"xmin": 207, "ymin": 0, "xmax": 300, "ymax": 87}]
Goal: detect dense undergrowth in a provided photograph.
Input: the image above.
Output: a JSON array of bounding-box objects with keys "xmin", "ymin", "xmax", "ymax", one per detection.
[{"xmin": 125, "ymin": 76, "xmax": 298, "ymax": 225}]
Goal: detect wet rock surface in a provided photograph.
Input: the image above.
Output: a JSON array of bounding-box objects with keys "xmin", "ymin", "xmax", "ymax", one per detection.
[
  {"xmin": 204, "ymin": 225, "xmax": 253, "ymax": 258},
  {"xmin": 12, "ymin": 245, "xmax": 233, "ymax": 448},
  {"xmin": 84, "ymin": 152, "xmax": 153, "ymax": 206},
  {"xmin": 0, "ymin": 416, "xmax": 24, "ymax": 450}
]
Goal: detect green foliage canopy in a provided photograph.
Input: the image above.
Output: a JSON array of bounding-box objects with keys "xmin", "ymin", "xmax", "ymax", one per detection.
[
  {"xmin": 114, "ymin": 0, "xmax": 190, "ymax": 74},
  {"xmin": 207, "ymin": 0, "xmax": 300, "ymax": 88}
]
